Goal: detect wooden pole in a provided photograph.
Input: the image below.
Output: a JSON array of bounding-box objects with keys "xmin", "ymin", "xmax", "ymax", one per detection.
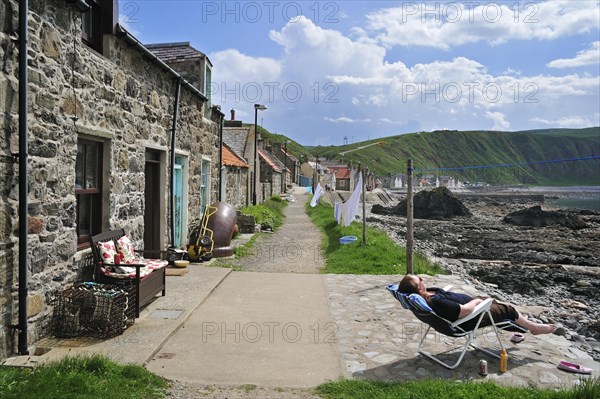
[
  {"xmin": 361, "ymin": 166, "xmax": 366, "ymax": 246},
  {"xmin": 406, "ymin": 159, "xmax": 414, "ymax": 274}
]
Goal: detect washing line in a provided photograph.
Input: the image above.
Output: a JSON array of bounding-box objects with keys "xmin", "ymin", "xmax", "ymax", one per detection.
[{"xmin": 415, "ymin": 155, "xmax": 600, "ymax": 173}]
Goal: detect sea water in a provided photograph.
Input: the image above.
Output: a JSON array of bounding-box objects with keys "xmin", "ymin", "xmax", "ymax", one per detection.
[
  {"xmin": 545, "ymin": 197, "xmax": 600, "ymax": 211},
  {"xmin": 534, "ymin": 186, "xmax": 600, "ymax": 211}
]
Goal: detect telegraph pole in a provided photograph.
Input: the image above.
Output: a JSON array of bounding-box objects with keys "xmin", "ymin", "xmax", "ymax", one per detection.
[{"xmin": 406, "ymin": 159, "xmax": 414, "ymax": 274}]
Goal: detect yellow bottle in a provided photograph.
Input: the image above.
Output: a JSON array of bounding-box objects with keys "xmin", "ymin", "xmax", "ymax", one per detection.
[{"xmin": 499, "ymin": 349, "xmax": 508, "ymax": 372}]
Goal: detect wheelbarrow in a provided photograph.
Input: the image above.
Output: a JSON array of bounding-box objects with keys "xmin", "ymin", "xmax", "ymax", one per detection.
[{"xmin": 187, "ymin": 204, "xmax": 218, "ymax": 261}]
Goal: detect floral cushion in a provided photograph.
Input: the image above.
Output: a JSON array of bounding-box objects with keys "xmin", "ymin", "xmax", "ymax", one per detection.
[
  {"xmin": 98, "ymin": 258, "xmax": 168, "ymax": 279},
  {"xmin": 100, "ymin": 265, "xmax": 153, "ymax": 279},
  {"xmin": 116, "ymin": 235, "xmax": 136, "ymax": 262},
  {"xmin": 97, "ymin": 240, "xmax": 117, "ymax": 265}
]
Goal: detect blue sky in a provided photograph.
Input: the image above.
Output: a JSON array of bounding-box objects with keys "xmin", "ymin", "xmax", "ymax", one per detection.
[{"xmin": 121, "ymin": 1, "xmax": 600, "ymax": 146}]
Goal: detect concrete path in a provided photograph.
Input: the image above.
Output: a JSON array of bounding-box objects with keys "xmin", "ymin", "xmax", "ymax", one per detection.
[
  {"xmin": 146, "ymin": 189, "xmax": 341, "ymax": 387},
  {"xmin": 16, "ymin": 266, "xmax": 233, "ymax": 367},
  {"xmin": 146, "ymin": 272, "xmax": 342, "ymax": 387}
]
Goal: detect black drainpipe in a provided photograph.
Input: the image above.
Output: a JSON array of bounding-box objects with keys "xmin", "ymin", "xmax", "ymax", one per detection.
[
  {"xmin": 216, "ymin": 107, "xmax": 224, "ymax": 202},
  {"xmin": 17, "ymin": 0, "xmax": 29, "ymax": 355},
  {"xmin": 169, "ymin": 78, "xmax": 182, "ymax": 248}
]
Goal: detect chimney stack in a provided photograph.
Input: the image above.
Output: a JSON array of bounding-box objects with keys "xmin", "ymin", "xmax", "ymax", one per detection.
[{"xmin": 230, "ymin": 109, "xmax": 235, "ymax": 121}]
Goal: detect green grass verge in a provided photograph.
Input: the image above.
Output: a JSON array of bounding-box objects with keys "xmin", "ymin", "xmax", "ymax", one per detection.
[
  {"xmin": 0, "ymin": 355, "xmax": 168, "ymax": 399},
  {"xmin": 306, "ymin": 201, "xmax": 444, "ymax": 275},
  {"xmin": 241, "ymin": 196, "xmax": 287, "ymax": 231},
  {"xmin": 315, "ymin": 378, "xmax": 600, "ymax": 399}
]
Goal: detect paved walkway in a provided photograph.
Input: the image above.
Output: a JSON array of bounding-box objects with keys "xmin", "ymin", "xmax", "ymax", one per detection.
[
  {"xmin": 7, "ymin": 187, "xmax": 597, "ymax": 390},
  {"xmin": 146, "ymin": 272, "xmax": 341, "ymax": 387}
]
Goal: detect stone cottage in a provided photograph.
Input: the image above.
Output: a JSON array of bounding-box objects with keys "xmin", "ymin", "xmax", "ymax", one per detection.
[
  {"xmin": 0, "ymin": 0, "xmax": 220, "ymax": 359},
  {"xmin": 258, "ymin": 147, "xmax": 283, "ymax": 198},
  {"xmin": 223, "ymin": 110, "xmax": 274, "ymax": 205},
  {"xmin": 272, "ymin": 141, "xmax": 299, "ymax": 188},
  {"xmin": 220, "ymin": 143, "xmax": 249, "ymax": 208}
]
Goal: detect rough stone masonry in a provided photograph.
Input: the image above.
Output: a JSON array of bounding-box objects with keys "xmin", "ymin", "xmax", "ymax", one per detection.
[{"xmin": 0, "ymin": 0, "xmax": 219, "ymax": 359}]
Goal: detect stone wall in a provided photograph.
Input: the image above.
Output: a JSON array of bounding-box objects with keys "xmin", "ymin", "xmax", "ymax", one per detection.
[
  {"xmin": 223, "ymin": 166, "xmax": 249, "ymax": 209},
  {"xmin": 0, "ymin": 0, "xmax": 219, "ymax": 359}
]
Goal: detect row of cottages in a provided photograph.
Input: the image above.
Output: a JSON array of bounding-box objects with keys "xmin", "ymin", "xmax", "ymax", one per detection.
[
  {"xmin": 272, "ymin": 141, "xmax": 300, "ymax": 190},
  {"xmin": 0, "ymin": 0, "xmax": 223, "ymax": 359},
  {"xmin": 222, "ymin": 111, "xmax": 299, "ymax": 207}
]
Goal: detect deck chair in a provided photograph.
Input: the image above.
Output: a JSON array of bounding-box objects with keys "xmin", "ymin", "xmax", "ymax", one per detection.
[{"xmin": 387, "ymin": 283, "xmax": 526, "ymax": 369}]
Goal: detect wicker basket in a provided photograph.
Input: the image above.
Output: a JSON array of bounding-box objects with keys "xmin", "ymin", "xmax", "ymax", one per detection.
[{"xmin": 53, "ymin": 282, "xmax": 135, "ymax": 339}]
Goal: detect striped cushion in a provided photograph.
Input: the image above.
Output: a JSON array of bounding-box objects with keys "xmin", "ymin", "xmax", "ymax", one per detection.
[
  {"xmin": 386, "ymin": 284, "xmax": 433, "ymax": 313},
  {"xmin": 408, "ymin": 293, "xmax": 433, "ymax": 312},
  {"xmin": 386, "ymin": 284, "xmax": 413, "ymax": 310}
]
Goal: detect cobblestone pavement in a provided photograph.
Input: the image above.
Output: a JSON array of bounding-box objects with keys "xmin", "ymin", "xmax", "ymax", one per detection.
[{"xmin": 324, "ymin": 273, "xmax": 598, "ymax": 388}]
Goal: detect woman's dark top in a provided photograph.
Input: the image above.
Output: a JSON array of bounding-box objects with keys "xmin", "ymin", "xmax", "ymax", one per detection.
[{"xmin": 428, "ymin": 288, "xmax": 472, "ymax": 321}]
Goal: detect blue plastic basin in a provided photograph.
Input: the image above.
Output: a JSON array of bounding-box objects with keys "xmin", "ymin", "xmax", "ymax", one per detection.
[{"xmin": 339, "ymin": 236, "xmax": 358, "ymax": 245}]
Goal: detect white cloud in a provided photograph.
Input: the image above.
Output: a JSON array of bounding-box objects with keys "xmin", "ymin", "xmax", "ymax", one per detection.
[
  {"xmin": 529, "ymin": 115, "xmax": 599, "ymax": 128},
  {"xmin": 547, "ymin": 41, "xmax": 600, "ymax": 68},
  {"xmin": 207, "ymin": 14, "xmax": 599, "ymax": 143},
  {"xmin": 325, "ymin": 117, "xmax": 372, "ymax": 123},
  {"xmin": 366, "ymin": 1, "xmax": 600, "ymax": 49},
  {"xmin": 269, "ymin": 16, "xmax": 386, "ymax": 78},
  {"xmin": 485, "ymin": 111, "xmax": 511, "ymax": 130},
  {"xmin": 209, "ymin": 48, "xmax": 282, "ymax": 85}
]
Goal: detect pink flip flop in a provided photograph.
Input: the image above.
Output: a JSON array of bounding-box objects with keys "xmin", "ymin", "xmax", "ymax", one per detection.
[
  {"xmin": 557, "ymin": 361, "xmax": 593, "ymax": 374},
  {"xmin": 510, "ymin": 333, "xmax": 525, "ymax": 343}
]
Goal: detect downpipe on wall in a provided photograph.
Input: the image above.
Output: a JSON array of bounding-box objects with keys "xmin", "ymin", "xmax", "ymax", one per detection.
[{"xmin": 17, "ymin": 0, "xmax": 29, "ymax": 356}]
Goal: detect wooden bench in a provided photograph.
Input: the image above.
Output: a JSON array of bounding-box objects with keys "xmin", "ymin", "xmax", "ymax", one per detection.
[{"xmin": 89, "ymin": 229, "xmax": 166, "ymax": 317}]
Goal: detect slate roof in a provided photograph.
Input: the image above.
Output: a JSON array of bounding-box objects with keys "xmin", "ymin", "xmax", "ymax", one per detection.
[
  {"xmin": 223, "ymin": 126, "xmax": 251, "ymax": 162},
  {"xmin": 270, "ymin": 150, "xmax": 289, "ymax": 173},
  {"xmin": 258, "ymin": 149, "xmax": 282, "ymax": 173},
  {"xmin": 222, "ymin": 143, "xmax": 249, "ymax": 168},
  {"xmin": 145, "ymin": 42, "xmax": 211, "ymax": 65},
  {"xmin": 281, "ymin": 148, "xmax": 298, "ymax": 163}
]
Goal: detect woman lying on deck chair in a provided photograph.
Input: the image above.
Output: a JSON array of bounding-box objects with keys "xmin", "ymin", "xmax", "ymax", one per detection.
[{"xmin": 398, "ymin": 274, "xmax": 557, "ymax": 335}]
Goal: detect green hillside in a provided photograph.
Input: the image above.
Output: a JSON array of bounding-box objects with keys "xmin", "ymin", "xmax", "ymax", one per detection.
[{"xmin": 306, "ymin": 128, "xmax": 600, "ymax": 186}]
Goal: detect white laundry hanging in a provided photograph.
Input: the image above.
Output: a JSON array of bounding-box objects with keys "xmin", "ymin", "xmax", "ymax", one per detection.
[
  {"xmin": 334, "ymin": 201, "xmax": 343, "ymax": 224},
  {"xmin": 310, "ymin": 183, "xmax": 324, "ymax": 207},
  {"xmin": 343, "ymin": 173, "xmax": 362, "ymax": 226}
]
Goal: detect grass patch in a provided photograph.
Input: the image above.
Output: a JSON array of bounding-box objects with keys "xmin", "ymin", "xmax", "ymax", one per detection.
[
  {"xmin": 232, "ymin": 232, "xmax": 260, "ymax": 259},
  {"xmin": 315, "ymin": 378, "xmax": 600, "ymax": 399},
  {"xmin": 306, "ymin": 201, "xmax": 444, "ymax": 275},
  {"xmin": 239, "ymin": 384, "xmax": 257, "ymax": 392},
  {"xmin": 0, "ymin": 355, "xmax": 168, "ymax": 399},
  {"xmin": 241, "ymin": 196, "xmax": 287, "ymax": 231}
]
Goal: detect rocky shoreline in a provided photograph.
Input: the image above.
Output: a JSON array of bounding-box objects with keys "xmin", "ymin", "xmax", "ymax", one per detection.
[{"xmin": 365, "ymin": 188, "xmax": 600, "ymax": 361}]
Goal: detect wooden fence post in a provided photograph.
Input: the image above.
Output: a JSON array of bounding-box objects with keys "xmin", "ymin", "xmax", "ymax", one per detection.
[{"xmin": 406, "ymin": 159, "xmax": 414, "ymax": 274}]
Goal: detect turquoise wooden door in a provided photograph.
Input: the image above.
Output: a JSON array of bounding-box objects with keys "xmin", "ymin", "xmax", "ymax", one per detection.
[
  {"xmin": 201, "ymin": 159, "xmax": 211, "ymax": 214},
  {"xmin": 174, "ymin": 156, "xmax": 184, "ymax": 247}
]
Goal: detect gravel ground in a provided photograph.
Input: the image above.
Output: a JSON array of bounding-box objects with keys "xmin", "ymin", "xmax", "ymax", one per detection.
[
  {"xmin": 164, "ymin": 382, "xmax": 324, "ymax": 399},
  {"xmin": 216, "ymin": 190, "xmax": 324, "ymax": 274}
]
